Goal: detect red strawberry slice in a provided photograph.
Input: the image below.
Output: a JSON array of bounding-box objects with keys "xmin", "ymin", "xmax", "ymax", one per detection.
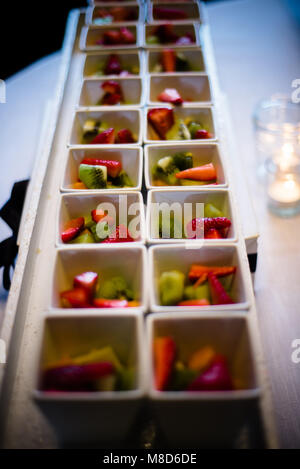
[
  {"xmin": 81, "ymin": 158, "xmax": 122, "ymax": 178},
  {"xmin": 73, "ymin": 272, "xmax": 98, "ymax": 297},
  {"xmin": 102, "ymin": 224, "xmax": 135, "ymax": 243},
  {"xmin": 61, "ymin": 217, "xmax": 84, "ymax": 243},
  {"xmin": 186, "ymin": 217, "xmax": 232, "ymax": 239},
  {"xmin": 205, "ymin": 228, "xmax": 222, "ymax": 239},
  {"xmin": 147, "ymin": 108, "xmax": 174, "ymax": 140},
  {"xmin": 102, "ymin": 30, "xmax": 121, "ymax": 45},
  {"xmin": 161, "ymin": 49, "xmax": 176, "ymax": 72},
  {"xmin": 60, "ymin": 287, "xmax": 91, "ymax": 308},
  {"xmin": 154, "ymin": 7, "xmax": 187, "ymax": 20},
  {"xmin": 194, "ymin": 129, "xmax": 212, "ymax": 139},
  {"xmin": 91, "ymin": 128, "xmax": 115, "ymax": 144},
  {"xmin": 187, "ymin": 355, "xmax": 233, "ymax": 392},
  {"xmin": 120, "ymin": 27, "xmax": 135, "ymax": 44},
  {"xmin": 93, "ymin": 298, "xmax": 129, "ymax": 308},
  {"xmin": 158, "ymin": 88, "xmax": 183, "ymax": 105},
  {"xmin": 105, "ymin": 54, "xmax": 122, "ymax": 75},
  {"xmin": 42, "ymin": 362, "xmax": 114, "ymax": 391},
  {"xmin": 116, "ymin": 128, "xmax": 135, "ymax": 143},
  {"xmin": 208, "ymin": 273, "xmax": 235, "ymax": 305}
]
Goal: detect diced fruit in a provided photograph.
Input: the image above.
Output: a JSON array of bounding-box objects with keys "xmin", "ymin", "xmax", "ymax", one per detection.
[
  {"xmin": 91, "ymin": 208, "xmax": 110, "ymax": 224},
  {"xmin": 208, "ymin": 273, "xmax": 235, "ymax": 305},
  {"xmin": 83, "ymin": 119, "xmax": 99, "ymax": 139},
  {"xmin": 73, "ymin": 271, "xmax": 98, "ymax": 297},
  {"xmin": 188, "ymin": 346, "xmax": 216, "ymax": 372},
  {"xmin": 183, "ymin": 283, "xmax": 210, "ymax": 302},
  {"xmin": 159, "ymin": 270, "xmax": 185, "ymax": 306},
  {"xmin": 172, "ymin": 152, "xmax": 193, "ymax": 171},
  {"xmin": 117, "ymin": 128, "xmax": 135, "ymax": 143},
  {"xmin": 102, "ymin": 224, "xmax": 135, "ymax": 243},
  {"xmin": 175, "ymin": 163, "xmax": 217, "ymax": 181},
  {"xmin": 70, "ymin": 229, "xmax": 95, "ymax": 244},
  {"xmin": 147, "ymin": 35, "xmax": 159, "ymax": 45},
  {"xmin": 177, "ymin": 299, "xmax": 210, "ymax": 306},
  {"xmin": 91, "ymin": 128, "xmax": 115, "ymax": 144},
  {"xmin": 81, "ymin": 158, "xmax": 122, "ymax": 178},
  {"xmin": 205, "ymin": 228, "xmax": 222, "ymax": 239},
  {"xmin": 154, "ymin": 7, "xmax": 187, "ymax": 20},
  {"xmin": 73, "ymin": 346, "xmax": 123, "ymax": 371},
  {"xmin": 194, "ymin": 129, "xmax": 212, "ymax": 139},
  {"xmin": 101, "ymin": 80, "xmax": 121, "ymax": 95},
  {"xmin": 71, "ymin": 182, "xmax": 87, "ymax": 190},
  {"xmin": 204, "ymin": 203, "xmax": 223, "ymax": 218},
  {"xmin": 154, "ymin": 337, "xmax": 176, "ymax": 391},
  {"xmin": 187, "ymin": 355, "xmax": 233, "ymax": 391},
  {"xmin": 154, "ymin": 24, "xmax": 178, "ymax": 44},
  {"xmin": 188, "ymin": 265, "xmax": 236, "ymax": 281},
  {"xmin": 161, "ymin": 49, "xmax": 176, "ymax": 72},
  {"xmin": 120, "ymin": 27, "xmax": 135, "ymax": 44},
  {"xmin": 101, "ymin": 92, "xmax": 122, "ymax": 105},
  {"xmin": 93, "ymin": 298, "xmax": 128, "ymax": 308},
  {"xmin": 188, "ymin": 122, "xmax": 202, "ymax": 138},
  {"xmin": 103, "ymin": 30, "xmax": 121, "ymax": 45},
  {"xmin": 175, "ymin": 52, "xmax": 190, "ymax": 72},
  {"xmin": 42, "ymin": 362, "xmax": 114, "ymax": 392},
  {"xmin": 148, "ymin": 108, "xmax": 174, "ymax": 139},
  {"xmin": 60, "ymin": 287, "xmax": 91, "ymax": 308},
  {"xmin": 186, "ymin": 217, "xmax": 231, "ymax": 239},
  {"xmin": 179, "ymin": 121, "xmax": 191, "ymax": 140},
  {"xmin": 105, "ymin": 54, "xmax": 122, "ymax": 75},
  {"xmin": 158, "ymin": 88, "xmax": 183, "ymax": 105},
  {"xmin": 169, "ymin": 362, "xmax": 198, "ymax": 391},
  {"xmin": 117, "ymin": 367, "xmax": 135, "ymax": 391},
  {"xmin": 203, "ymin": 217, "xmax": 231, "ymax": 238},
  {"xmin": 96, "ymin": 280, "xmax": 117, "ymax": 299},
  {"xmin": 61, "ymin": 217, "xmax": 84, "ymax": 243},
  {"xmin": 79, "ymin": 164, "xmax": 107, "ymax": 189}
]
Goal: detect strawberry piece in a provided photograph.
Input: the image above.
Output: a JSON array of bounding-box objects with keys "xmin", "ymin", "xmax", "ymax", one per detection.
[
  {"xmin": 154, "ymin": 7, "xmax": 187, "ymax": 20},
  {"xmin": 101, "ymin": 80, "xmax": 122, "ymax": 95},
  {"xmin": 176, "ymin": 35, "xmax": 193, "ymax": 46},
  {"xmin": 187, "ymin": 355, "xmax": 233, "ymax": 392},
  {"xmin": 186, "ymin": 217, "xmax": 232, "ymax": 239},
  {"xmin": 73, "ymin": 272, "xmax": 98, "ymax": 297},
  {"xmin": 194, "ymin": 129, "xmax": 212, "ymax": 139},
  {"xmin": 154, "ymin": 337, "xmax": 176, "ymax": 391},
  {"xmin": 205, "ymin": 229, "xmax": 222, "ymax": 239},
  {"xmin": 102, "ymin": 93, "xmax": 122, "ymax": 105},
  {"xmin": 105, "ymin": 54, "xmax": 122, "ymax": 75},
  {"xmin": 61, "ymin": 217, "xmax": 84, "ymax": 243},
  {"xmin": 208, "ymin": 273, "xmax": 235, "ymax": 305},
  {"xmin": 147, "ymin": 108, "xmax": 174, "ymax": 139},
  {"xmin": 42, "ymin": 362, "xmax": 114, "ymax": 391},
  {"xmin": 102, "ymin": 224, "xmax": 135, "ymax": 243},
  {"xmin": 93, "ymin": 298, "xmax": 128, "ymax": 308},
  {"xmin": 60, "ymin": 287, "xmax": 91, "ymax": 308},
  {"xmin": 158, "ymin": 88, "xmax": 183, "ymax": 105},
  {"xmin": 120, "ymin": 27, "xmax": 135, "ymax": 44},
  {"xmin": 161, "ymin": 49, "xmax": 176, "ymax": 72},
  {"xmin": 81, "ymin": 158, "xmax": 122, "ymax": 178},
  {"xmin": 116, "ymin": 128, "xmax": 135, "ymax": 143},
  {"xmin": 103, "ymin": 30, "xmax": 121, "ymax": 45},
  {"xmin": 91, "ymin": 128, "xmax": 115, "ymax": 144},
  {"xmin": 154, "ymin": 24, "xmax": 178, "ymax": 44}
]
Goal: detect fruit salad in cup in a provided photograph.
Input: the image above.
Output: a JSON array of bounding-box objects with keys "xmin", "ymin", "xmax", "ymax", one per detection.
[
  {"xmin": 159, "ymin": 264, "xmax": 237, "ymax": 307},
  {"xmin": 146, "ymin": 23, "xmax": 195, "ymax": 46},
  {"xmin": 95, "ymin": 26, "xmax": 136, "ymax": 46},
  {"xmin": 154, "ymin": 337, "xmax": 235, "ymax": 392},
  {"xmin": 81, "ymin": 119, "xmax": 137, "ymax": 145},
  {"xmin": 151, "ymin": 49, "xmax": 196, "ymax": 73},
  {"xmin": 92, "ymin": 6, "xmax": 138, "ymax": 25},
  {"xmin": 41, "ymin": 345, "xmax": 135, "ymax": 392},
  {"xmin": 91, "ymin": 54, "xmax": 140, "ymax": 77},
  {"xmin": 60, "ymin": 272, "xmax": 140, "ymax": 309}
]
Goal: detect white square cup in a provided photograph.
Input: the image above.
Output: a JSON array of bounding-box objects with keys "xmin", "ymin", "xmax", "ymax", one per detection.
[
  {"xmin": 146, "ymin": 188, "xmax": 238, "ymax": 244},
  {"xmin": 144, "ymin": 142, "xmax": 227, "ymax": 189},
  {"xmin": 146, "ymin": 313, "xmax": 260, "ymax": 447},
  {"xmin": 143, "ymin": 22, "xmax": 200, "ymax": 49},
  {"xmin": 148, "ymin": 244, "xmax": 251, "ymax": 312},
  {"xmin": 144, "ymin": 105, "xmax": 217, "ymax": 143},
  {"xmin": 146, "ymin": 48, "xmax": 206, "ymax": 75},
  {"xmin": 69, "ymin": 109, "xmax": 142, "ymax": 146},
  {"xmin": 50, "ymin": 245, "xmax": 148, "ymax": 313},
  {"xmin": 148, "ymin": 2, "xmax": 202, "ymax": 23},
  {"xmin": 61, "ymin": 146, "xmax": 143, "ymax": 193},
  {"xmin": 57, "ymin": 191, "xmax": 146, "ymax": 246},
  {"xmin": 86, "ymin": 3, "xmax": 144, "ymax": 26},
  {"xmin": 80, "ymin": 23, "xmax": 141, "ymax": 51},
  {"xmin": 33, "ymin": 312, "xmax": 146, "ymax": 445},
  {"xmin": 147, "ymin": 73, "xmax": 212, "ymax": 106}
]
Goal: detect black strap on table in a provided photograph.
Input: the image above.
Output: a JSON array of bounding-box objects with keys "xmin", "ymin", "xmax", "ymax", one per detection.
[{"xmin": 0, "ymin": 180, "xmax": 29, "ymax": 290}]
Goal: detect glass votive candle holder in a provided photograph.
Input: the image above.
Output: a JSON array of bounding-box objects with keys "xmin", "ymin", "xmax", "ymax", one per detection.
[
  {"xmin": 266, "ymin": 163, "xmax": 300, "ymax": 217},
  {"xmin": 253, "ymin": 95, "xmax": 300, "ymax": 179}
]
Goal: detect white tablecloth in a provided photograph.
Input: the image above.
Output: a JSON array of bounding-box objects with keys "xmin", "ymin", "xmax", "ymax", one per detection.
[{"xmin": 0, "ymin": 0, "xmax": 299, "ymax": 448}]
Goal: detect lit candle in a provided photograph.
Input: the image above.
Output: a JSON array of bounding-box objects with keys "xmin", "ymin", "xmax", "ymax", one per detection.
[{"xmin": 268, "ymin": 173, "xmax": 300, "ymax": 204}]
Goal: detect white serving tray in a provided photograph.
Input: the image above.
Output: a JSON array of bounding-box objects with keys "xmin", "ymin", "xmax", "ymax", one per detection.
[{"xmin": 0, "ymin": 8, "xmax": 275, "ymax": 448}]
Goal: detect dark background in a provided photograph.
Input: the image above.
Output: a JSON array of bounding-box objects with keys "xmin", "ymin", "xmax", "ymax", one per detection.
[{"xmin": 0, "ymin": 0, "xmax": 218, "ymax": 80}]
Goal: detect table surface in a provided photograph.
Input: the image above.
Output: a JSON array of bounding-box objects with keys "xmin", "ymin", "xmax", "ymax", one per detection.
[{"xmin": 0, "ymin": 0, "xmax": 300, "ymax": 449}]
